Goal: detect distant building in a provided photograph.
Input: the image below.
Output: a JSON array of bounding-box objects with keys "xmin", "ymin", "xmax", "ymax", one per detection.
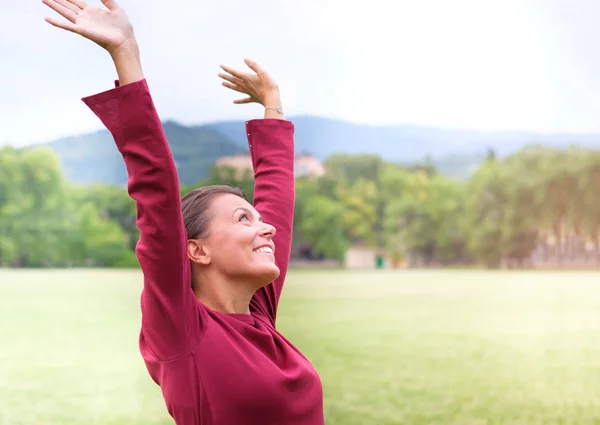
[
  {"xmin": 294, "ymin": 154, "xmax": 326, "ymax": 178},
  {"xmin": 344, "ymin": 244, "xmax": 389, "ymax": 269},
  {"xmin": 214, "ymin": 155, "xmax": 254, "ymax": 180},
  {"xmin": 215, "ymin": 153, "xmax": 325, "ymax": 180}
]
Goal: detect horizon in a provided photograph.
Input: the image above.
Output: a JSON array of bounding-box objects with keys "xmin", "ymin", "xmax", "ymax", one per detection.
[{"xmin": 26, "ymin": 114, "xmax": 600, "ymax": 149}]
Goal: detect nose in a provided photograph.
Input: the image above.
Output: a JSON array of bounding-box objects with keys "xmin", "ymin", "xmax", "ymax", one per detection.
[{"xmin": 259, "ymin": 222, "xmax": 276, "ymax": 238}]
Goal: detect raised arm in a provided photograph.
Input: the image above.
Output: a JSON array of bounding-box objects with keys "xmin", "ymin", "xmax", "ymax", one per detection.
[
  {"xmin": 43, "ymin": 0, "xmax": 201, "ymax": 360},
  {"xmin": 219, "ymin": 60, "xmax": 295, "ymax": 324}
]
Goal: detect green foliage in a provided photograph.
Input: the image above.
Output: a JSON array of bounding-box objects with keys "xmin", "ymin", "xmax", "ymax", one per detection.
[
  {"xmin": 0, "ymin": 147, "xmax": 132, "ymax": 267},
  {"xmin": 3, "ymin": 142, "xmax": 600, "ymax": 269},
  {"xmin": 298, "ymin": 195, "xmax": 348, "ymax": 261},
  {"xmin": 70, "ymin": 183, "xmax": 139, "ymax": 251}
]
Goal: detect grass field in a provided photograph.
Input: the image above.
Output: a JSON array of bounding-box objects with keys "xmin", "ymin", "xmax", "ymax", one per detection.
[{"xmin": 2, "ymin": 269, "xmax": 600, "ymax": 424}]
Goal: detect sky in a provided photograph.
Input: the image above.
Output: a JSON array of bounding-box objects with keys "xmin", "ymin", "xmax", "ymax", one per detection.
[{"xmin": 2, "ymin": 0, "xmax": 600, "ymax": 147}]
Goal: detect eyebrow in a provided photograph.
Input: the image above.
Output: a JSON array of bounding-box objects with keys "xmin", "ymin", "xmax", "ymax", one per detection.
[{"xmin": 232, "ymin": 207, "xmax": 263, "ymax": 222}]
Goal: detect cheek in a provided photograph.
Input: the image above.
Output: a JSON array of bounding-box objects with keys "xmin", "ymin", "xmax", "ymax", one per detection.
[{"xmin": 211, "ymin": 228, "xmax": 255, "ymax": 260}]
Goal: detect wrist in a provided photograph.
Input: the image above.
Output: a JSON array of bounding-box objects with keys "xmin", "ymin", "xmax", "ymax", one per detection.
[
  {"xmin": 263, "ymin": 103, "xmax": 285, "ymax": 120},
  {"xmin": 263, "ymin": 89, "xmax": 281, "ymax": 107},
  {"xmin": 110, "ymin": 40, "xmax": 144, "ymax": 86},
  {"xmin": 109, "ymin": 38, "xmax": 140, "ymax": 61}
]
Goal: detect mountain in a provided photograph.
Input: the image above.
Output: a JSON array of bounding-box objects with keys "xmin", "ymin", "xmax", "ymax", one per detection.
[
  {"xmin": 38, "ymin": 115, "xmax": 600, "ymax": 186},
  {"xmin": 39, "ymin": 120, "xmax": 247, "ymax": 186},
  {"xmin": 207, "ymin": 115, "xmax": 600, "ymax": 159}
]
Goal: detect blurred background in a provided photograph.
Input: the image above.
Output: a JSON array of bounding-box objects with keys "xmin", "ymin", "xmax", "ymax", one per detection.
[{"xmin": 3, "ymin": 0, "xmax": 600, "ymax": 424}]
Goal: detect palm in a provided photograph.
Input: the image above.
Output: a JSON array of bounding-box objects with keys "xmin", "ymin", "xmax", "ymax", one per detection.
[
  {"xmin": 74, "ymin": 7, "xmax": 130, "ymax": 49},
  {"xmin": 43, "ymin": 0, "xmax": 133, "ymax": 53}
]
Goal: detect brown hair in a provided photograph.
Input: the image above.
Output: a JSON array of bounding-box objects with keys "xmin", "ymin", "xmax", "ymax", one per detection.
[{"xmin": 181, "ymin": 185, "xmax": 247, "ymax": 240}]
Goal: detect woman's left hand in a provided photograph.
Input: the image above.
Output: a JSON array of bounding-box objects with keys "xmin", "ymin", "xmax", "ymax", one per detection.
[{"xmin": 219, "ymin": 59, "xmax": 280, "ymax": 106}]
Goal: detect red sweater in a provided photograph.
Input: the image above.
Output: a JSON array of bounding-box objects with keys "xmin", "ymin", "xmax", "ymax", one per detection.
[{"xmin": 82, "ymin": 79, "xmax": 324, "ymax": 425}]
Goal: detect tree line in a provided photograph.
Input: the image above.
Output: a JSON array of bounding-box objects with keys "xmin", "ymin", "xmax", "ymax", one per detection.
[{"xmin": 1, "ymin": 143, "xmax": 599, "ymax": 269}]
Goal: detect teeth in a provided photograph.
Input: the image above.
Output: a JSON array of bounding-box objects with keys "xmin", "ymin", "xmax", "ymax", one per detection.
[{"xmin": 254, "ymin": 246, "xmax": 273, "ymax": 254}]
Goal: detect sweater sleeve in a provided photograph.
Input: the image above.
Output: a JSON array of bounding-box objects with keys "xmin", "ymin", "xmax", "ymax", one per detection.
[
  {"xmin": 247, "ymin": 119, "xmax": 295, "ymax": 325},
  {"xmin": 81, "ymin": 79, "xmax": 203, "ymax": 360}
]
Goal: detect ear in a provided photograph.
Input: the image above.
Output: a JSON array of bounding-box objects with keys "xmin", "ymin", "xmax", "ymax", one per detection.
[{"xmin": 187, "ymin": 239, "xmax": 211, "ymax": 265}]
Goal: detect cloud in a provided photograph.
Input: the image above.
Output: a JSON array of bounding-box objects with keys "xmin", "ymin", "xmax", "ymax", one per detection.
[{"xmin": 3, "ymin": 0, "xmax": 600, "ymax": 147}]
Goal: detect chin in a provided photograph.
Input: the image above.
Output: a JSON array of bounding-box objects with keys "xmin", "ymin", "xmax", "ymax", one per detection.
[{"xmin": 253, "ymin": 263, "xmax": 280, "ymax": 286}]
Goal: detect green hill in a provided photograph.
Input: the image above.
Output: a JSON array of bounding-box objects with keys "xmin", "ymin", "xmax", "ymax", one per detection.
[
  {"xmin": 38, "ymin": 120, "xmax": 246, "ymax": 186},
  {"xmin": 37, "ymin": 115, "xmax": 600, "ymax": 186}
]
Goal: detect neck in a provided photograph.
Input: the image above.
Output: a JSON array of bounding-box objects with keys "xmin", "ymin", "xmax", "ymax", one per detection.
[{"xmin": 192, "ymin": 268, "xmax": 256, "ymax": 314}]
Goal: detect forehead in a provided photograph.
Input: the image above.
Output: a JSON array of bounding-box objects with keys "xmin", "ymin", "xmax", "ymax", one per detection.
[{"xmin": 210, "ymin": 193, "xmax": 255, "ymax": 214}]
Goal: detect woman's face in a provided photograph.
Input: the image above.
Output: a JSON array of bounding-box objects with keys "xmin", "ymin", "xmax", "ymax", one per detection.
[{"xmin": 201, "ymin": 193, "xmax": 280, "ymax": 286}]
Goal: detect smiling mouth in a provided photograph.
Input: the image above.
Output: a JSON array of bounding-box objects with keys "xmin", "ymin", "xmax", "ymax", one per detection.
[{"xmin": 253, "ymin": 246, "xmax": 274, "ymax": 255}]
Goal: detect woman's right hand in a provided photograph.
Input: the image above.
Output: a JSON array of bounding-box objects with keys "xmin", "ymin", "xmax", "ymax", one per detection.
[
  {"xmin": 42, "ymin": 0, "xmax": 136, "ymax": 57},
  {"xmin": 43, "ymin": 0, "xmax": 143, "ymax": 84}
]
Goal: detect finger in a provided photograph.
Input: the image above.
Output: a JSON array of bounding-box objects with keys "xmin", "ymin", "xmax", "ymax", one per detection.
[
  {"xmin": 218, "ymin": 72, "xmax": 243, "ymax": 85},
  {"xmin": 233, "ymin": 97, "xmax": 254, "ymax": 105},
  {"xmin": 101, "ymin": 0, "xmax": 119, "ymax": 10},
  {"xmin": 244, "ymin": 58, "xmax": 263, "ymax": 74},
  {"xmin": 69, "ymin": 0, "xmax": 88, "ymax": 8},
  {"xmin": 42, "ymin": 0, "xmax": 78, "ymax": 23},
  {"xmin": 44, "ymin": 16, "xmax": 80, "ymax": 33},
  {"xmin": 54, "ymin": 0, "xmax": 80, "ymax": 13},
  {"xmin": 219, "ymin": 64, "xmax": 248, "ymax": 80},
  {"xmin": 222, "ymin": 81, "xmax": 247, "ymax": 94}
]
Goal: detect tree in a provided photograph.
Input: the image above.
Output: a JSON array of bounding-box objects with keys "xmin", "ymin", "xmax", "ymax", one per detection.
[
  {"xmin": 298, "ymin": 195, "xmax": 348, "ymax": 262},
  {"xmin": 0, "ymin": 146, "xmax": 72, "ymax": 267},
  {"xmin": 71, "ymin": 203, "xmax": 134, "ymax": 267},
  {"xmin": 463, "ymin": 160, "xmax": 508, "ymax": 268},
  {"xmin": 384, "ymin": 172, "xmax": 467, "ymax": 266},
  {"xmin": 71, "ymin": 183, "xmax": 138, "ymax": 251}
]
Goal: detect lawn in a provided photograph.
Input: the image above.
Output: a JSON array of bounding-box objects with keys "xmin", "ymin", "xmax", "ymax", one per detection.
[{"xmin": 2, "ymin": 269, "xmax": 600, "ymax": 424}]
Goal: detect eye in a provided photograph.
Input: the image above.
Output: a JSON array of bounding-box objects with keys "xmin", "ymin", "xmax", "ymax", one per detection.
[{"xmin": 239, "ymin": 213, "xmax": 250, "ymax": 222}]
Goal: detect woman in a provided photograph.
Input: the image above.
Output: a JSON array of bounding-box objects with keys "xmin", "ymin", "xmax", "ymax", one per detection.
[{"xmin": 42, "ymin": 1, "xmax": 325, "ymax": 424}]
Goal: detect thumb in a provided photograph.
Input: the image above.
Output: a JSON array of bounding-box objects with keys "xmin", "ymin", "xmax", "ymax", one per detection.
[{"xmin": 101, "ymin": 0, "xmax": 119, "ymax": 10}]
